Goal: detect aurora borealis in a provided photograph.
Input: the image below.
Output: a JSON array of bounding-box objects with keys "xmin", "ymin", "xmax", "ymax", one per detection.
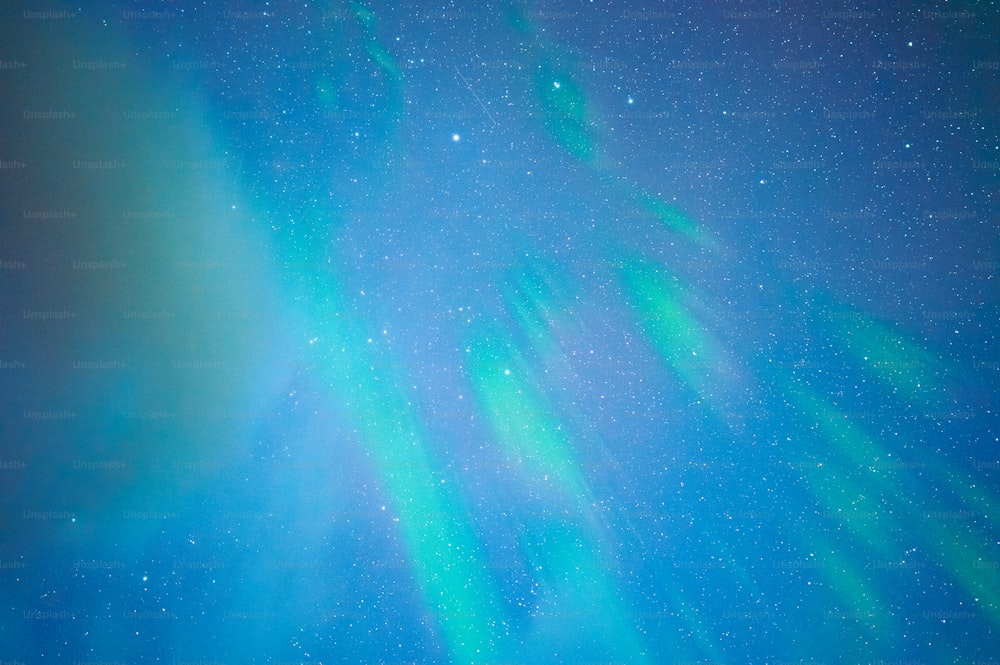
[{"xmin": 1, "ymin": 1, "xmax": 998, "ymax": 663}]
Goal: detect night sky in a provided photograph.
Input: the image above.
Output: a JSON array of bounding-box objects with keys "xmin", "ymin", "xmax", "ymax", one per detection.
[{"xmin": 1, "ymin": 1, "xmax": 998, "ymax": 663}]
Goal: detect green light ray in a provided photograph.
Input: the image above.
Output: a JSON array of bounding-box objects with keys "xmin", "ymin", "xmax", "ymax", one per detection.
[
  {"xmin": 503, "ymin": 1, "xmax": 534, "ymax": 34},
  {"xmin": 817, "ymin": 302, "xmax": 946, "ymax": 402},
  {"xmin": 782, "ymin": 377, "xmax": 1000, "ymax": 627},
  {"xmin": 316, "ymin": 1, "xmax": 405, "ymax": 147},
  {"xmin": 502, "ymin": 263, "xmax": 562, "ymax": 363},
  {"xmin": 467, "ymin": 332, "xmax": 589, "ymax": 502},
  {"xmin": 503, "ymin": 3, "xmax": 601, "ymax": 165},
  {"xmin": 269, "ymin": 1, "xmax": 507, "ymax": 643},
  {"xmin": 808, "ymin": 532, "xmax": 897, "ymax": 648},
  {"xmin": 467, "ymin": 325, "xmax": 654, "ymax": 663},
  {"xmin": 918, "ymin": 515, "xmax": 1000, "ymax": 626},
  {"xmin": 787, "ymin": 456, "xmax": 900, "ymax": 562},
  {"xmin": 500, "ymin": 261, "xmax": 591, "ymax": 393},
  {"xmin": 629, "ymin": 184, "xmax": 702, "ymax": 241},
  {"xmin": 265, "ymin": 200, "xmax": 507, "ymax": 662},
  {"xmin": 507, "ymin": 2, "xmax": 708, "ymax": 248},
  {"xmin": 782, "ymin": 377, "xmax": 927, "ymax": 545},
  {"xmin": 620, "ymin": 259, "xmax": 729, "ymax": 402},
  {"xmin": 500, "ymin": 261, "xmax": 732, "ymax": 661},
  {"xmin": 514, "ymin": 518, "xmax": 651, "ymax": 663},
  {"xmin": 306, "ymin": 296, "xmax": 506, "ymax": 663},
  {"xmin": 532, "ymin": 57, "xmax": 597, "ymax": 164}
]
